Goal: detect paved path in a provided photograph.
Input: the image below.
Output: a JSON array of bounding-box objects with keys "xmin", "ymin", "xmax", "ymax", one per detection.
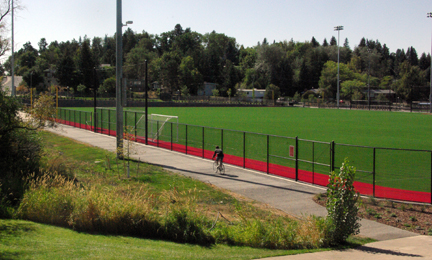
[{"xmin": 45, "ymin": 124, "xmax": 432, "ymax": 259}]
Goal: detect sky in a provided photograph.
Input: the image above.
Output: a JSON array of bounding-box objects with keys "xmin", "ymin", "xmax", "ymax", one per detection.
[{"xmin": 6, "ymin": 0, "xmax": 432, "ymax": 59}]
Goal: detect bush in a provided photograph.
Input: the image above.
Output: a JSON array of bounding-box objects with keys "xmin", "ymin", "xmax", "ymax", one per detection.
[
  {"xmin": 0, "ymin": 90, "xmax": 43, "ymax": 211},
  {"xmin": 326, "ymin": 159, "xmax": 361, "ymax": 245},
  {"xmin": 159, "ymin": 92, "xmax": 172, "ymax": 101}
]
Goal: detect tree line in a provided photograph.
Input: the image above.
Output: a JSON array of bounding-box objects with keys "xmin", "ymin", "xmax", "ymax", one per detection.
[{"xmin": 5, "ymin": 23, "xmax": 431, "ymax": 102}]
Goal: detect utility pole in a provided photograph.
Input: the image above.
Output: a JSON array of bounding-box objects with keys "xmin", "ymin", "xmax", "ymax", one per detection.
[
  {"xmin": 11, "ymin": 0, "xmax": 15, "ymax": 96},
  {"xmin": 116, "ymin": 0, "xmax": 124, "ymax": 158},
  {"xmin": 115, "ymin": 0, "xmax": 132, "ymax": 158}
]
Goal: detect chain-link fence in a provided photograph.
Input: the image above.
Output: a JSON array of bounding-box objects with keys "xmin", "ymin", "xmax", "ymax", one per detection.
[{"xmin": 56, "ymin": 107, "xmax": 432, "ymax": 204}]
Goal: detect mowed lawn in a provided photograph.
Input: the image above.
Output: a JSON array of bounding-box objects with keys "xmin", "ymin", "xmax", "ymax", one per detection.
[
  {"xmin": 132, "ymin": 107, "xmax": 431, "ymax": 151},
  {"xmin": 70, "ymin": 106, "xmax": 432, "ymax": 150}
]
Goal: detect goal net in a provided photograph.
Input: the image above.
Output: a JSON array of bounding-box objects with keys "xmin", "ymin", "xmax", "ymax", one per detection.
[{"xmin": 150, "ymin": 114, "xmax": 179, "ymax": 142}]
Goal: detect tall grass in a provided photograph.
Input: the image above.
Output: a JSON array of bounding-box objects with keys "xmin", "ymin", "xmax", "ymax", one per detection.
[
  {"xmin": 15, "ymin": 171, "xmax": 330, "ymax": 249},
  {"xmin": 16, "ymin": 172, "xmax": 214, "ymax": 245}
]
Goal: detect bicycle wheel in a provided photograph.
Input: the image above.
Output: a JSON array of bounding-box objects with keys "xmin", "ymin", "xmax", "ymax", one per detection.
[
  {"xmin": 219, "ymin": 164, "xmax": 225, "ymax": 174},
  {"xmin": 213, "ymin": 161, "xmax": 218, "ymax": 173}
]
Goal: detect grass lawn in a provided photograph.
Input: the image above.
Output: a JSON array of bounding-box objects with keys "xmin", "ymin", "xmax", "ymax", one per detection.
[{"xmin": 1, "ymin": 219, "xmax": 313, "ymax": 260}]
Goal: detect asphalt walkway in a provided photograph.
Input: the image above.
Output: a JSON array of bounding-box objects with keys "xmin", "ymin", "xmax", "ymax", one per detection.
[{"xmin": 45, "ymin": 124, "xmax": 432, "ymax": 260}]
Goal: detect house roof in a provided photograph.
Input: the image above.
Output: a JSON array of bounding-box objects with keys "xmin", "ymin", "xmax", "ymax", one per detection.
[{"xmin": 238, "ymin": 88, "xmax": 266, "ymax": 92}]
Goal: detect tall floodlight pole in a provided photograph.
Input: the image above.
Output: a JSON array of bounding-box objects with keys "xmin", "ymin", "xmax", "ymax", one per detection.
[
  {"xmin": 428, "ymin": 13, "xmax": 432, "ymax": 113},
  {"xmin": 11, "ymin": 0, "xmax": 14, "ymax": 96},
  {"xmin": 334, "ymin": 26, "xmax": 343, "ymax": 108}
]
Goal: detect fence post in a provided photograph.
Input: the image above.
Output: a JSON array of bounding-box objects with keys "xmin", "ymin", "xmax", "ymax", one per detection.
[
  {"xmin": 170, "ymin": 122, "xmax": 173, "ymax": 151},
  {"xmin": 157, "ymin": 120, "xmax": 159, "ymax": 147},
  {"xmin": 331, "ymin": 141, "xmax": 335, "ymax": 172},
  {"xmin": 267, "ymin": 135, "xmax": 270, "ymax": 174},
  {"xmin": 124, "ymin": 111, "xmax": 127, "ymax": 129},
  {"xmin": 243, "ymin": 132, "xmax": 246, "ymax": 168},
  {"xmin": 202, "ymin": 126, "xmax": 205, "ymax": 158},
  {"xmin": 134, "ymin": 112, "xmax": 137, "ymax": 140},
  {"xmin": 99, "ymin": 109, "xmax": 102, "ymax": 133},
  {"xmin": 185, "ymin": 124, "xmax": 188, "ymax": 154},
  {"xmin": 312, "ymin": 142, "xmax": 315, "ymax": 184},
  {"xmin": 108, "ymin": 109, "xmax": 111, "ymax": 136},
  {"xmin": 295, "ymin": 136, "xmax": 298, "ymax": 181},
  {"xmin": 373, "ymin": 148, "xmax": 376, "ymax": 198},
  {"xmin": 221, "ymin": 129, "xmax": 224, "ymax": 150}
]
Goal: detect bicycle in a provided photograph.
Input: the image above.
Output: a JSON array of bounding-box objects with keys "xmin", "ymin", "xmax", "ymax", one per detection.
[{"xmin": 213, "ymin": 160, "xmax": 225, "ymax": 174}]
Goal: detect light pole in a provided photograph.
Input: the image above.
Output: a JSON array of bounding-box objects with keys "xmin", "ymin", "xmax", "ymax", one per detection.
[
  {"xmin": 428, "ymin": 12, "xmax": 432, "ymax": 113},
  {"xmin": 334, "ymin": 25, "xmax": 343, "ymax": 108},
  {"xmin": 11, "ymin": 0, "xmax": 15, "ymax": 96},
  {"xmin": 115, "ymin": 0, "xmax": 132, "ymax": 158}
]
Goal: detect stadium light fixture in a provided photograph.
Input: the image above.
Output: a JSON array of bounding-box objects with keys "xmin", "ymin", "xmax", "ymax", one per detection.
[
  {"xmin": 334, "ymin": 26, "xmax": 343, "ymax": 109},
  {"xmin": 428, "ymin": 13, "xmax": 432, "ymax": 113}
]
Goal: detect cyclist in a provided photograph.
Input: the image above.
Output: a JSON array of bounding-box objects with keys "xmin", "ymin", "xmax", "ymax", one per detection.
[{"xmin": 212, "ymin": 145, "xmax": 224, "ymax": 168}]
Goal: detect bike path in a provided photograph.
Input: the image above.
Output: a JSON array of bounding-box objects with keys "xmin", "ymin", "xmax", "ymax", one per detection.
[{"xmin": 44, "ymin": 124, "xmax": 432, "ymax": 259}]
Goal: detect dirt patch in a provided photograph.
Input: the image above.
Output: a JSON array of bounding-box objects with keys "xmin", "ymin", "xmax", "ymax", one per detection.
[{"xmin": 314, "ymin": 193, "xmax": 432, "ymax": 236}]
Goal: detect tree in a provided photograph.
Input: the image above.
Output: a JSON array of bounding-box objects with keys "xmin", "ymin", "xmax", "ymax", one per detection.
[
  {"xmin": 0, "ymin": 0, "xmax": 15, "ymax": 58},
  {"xmin": 311, "ymin": 37, "xmax": 320, "ymax": 47},
  {"xmin": 38, "ymin": 38, "xmax": 48, "ymax": 53},
  {"xmin": 341, "ymin": 79, "xmax": 364, "ymax": 100},
  {"xmin": 329, "ymin": 36, "xmax": 337, "ymax": 46},
  {"xmin": 255, "ymin": 43, "xmax": 294, "ymax": 96},
  {"xmin": 57, "ymin": 49, "xmax": 79, "ymax": 90},
  {"xmin": 392, "ymin": 61, "xmax": 423, "ymax": 103},
  {"xmin": 78, "ymin": 39, "xmax": 97, "ymax": 93},
  {"xmin": 264, "ymin": 84, "xmax": 280, "ymax": 100},
  {"xmin": 98, "ymin": 77, "xmax": 116, "ymax": 94},
  {"xmin": 157, "ymin": 51, "xmax": 182, "ymax": 94},
  {"xmin": 318, "ymin": 60, "xmax": 356, "ymax": 99},
  {"xmin": 179, "ymin": 56, "xmax": 203, "ymax": 95},
  {"xmin": 0, "ymin": 90, "xmax": 54, "ymax": 215},
  {"xmin": 322, "ymin": 38, "xmax": 328, "ymax": 47}
]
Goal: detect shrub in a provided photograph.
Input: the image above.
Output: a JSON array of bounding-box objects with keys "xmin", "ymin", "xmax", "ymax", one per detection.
[
  {"xmin": 326, "ymin": 159, "xmax": 361, "ymax": 245},
  {"xmin": 0, "ymin": 90, "xmax": 43, "ymax": 211}
]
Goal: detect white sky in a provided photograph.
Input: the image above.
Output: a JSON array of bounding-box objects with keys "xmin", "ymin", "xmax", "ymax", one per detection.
[{"xmin": 7, "ymin": 0, "xmax": 432, "ymax": 59}]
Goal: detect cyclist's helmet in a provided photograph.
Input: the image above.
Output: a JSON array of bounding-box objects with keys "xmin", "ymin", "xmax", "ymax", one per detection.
[{"xmin": 216, "ymin": 146, "xmax": 219, "ymax": 149}]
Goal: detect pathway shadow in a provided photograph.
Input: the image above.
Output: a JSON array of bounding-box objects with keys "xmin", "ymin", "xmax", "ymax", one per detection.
[
  {"xmin": 150, "ymin": 163, "xmax": 317, "ymax": 196},
  {"xmin": 355, "ymin": 245, "xmax": 422, "ymax": 257}
]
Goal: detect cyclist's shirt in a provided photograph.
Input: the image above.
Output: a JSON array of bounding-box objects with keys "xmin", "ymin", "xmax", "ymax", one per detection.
[{"xmin": 213, "ymin": 148, "xmax": 224, "ymax": 159}]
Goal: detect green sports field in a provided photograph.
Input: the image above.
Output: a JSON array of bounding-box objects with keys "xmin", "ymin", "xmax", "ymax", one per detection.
[
  {"xmin": 70, "ymin": 106, "xmax": 432, "ymax": 149},
  {"xmin": 136, "ymin": 107, "xmax": 431, "ymax": 150},
  {"xmin": 63, "ymin": 106, "xmax": 432, "ymax": 197}
]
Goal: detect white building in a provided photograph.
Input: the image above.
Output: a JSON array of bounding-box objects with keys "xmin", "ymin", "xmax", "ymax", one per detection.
[
  {"xmin": 237, "ymin": 88, "xmax": 266, "ymax": 100},
  {"xmin": 1, "ymin": 76, "xmax": 23, "ymax": 96}
]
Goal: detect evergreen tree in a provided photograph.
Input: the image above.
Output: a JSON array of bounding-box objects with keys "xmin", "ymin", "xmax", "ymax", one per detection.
[
  {"xmin": 311, "ymin": 37, "xmax": 320, "ymax": 47},
  {"xmin": 343, "ymin": 38, "xmax": 350, "ymax": 48},
  {"xmin": 359, "ymin": 38, "xmax": 366, "ymax": 47},
  {"xmin": 330, "ymin": 36, "xmax": 337, "ymax": 46},
  {"xmin": 78, "ymin": 40, "xmax": 97, "ymax": 93},
  {"xmin": 406, "ymin": 46, "xmax": 419, "ymax": 66},
  {"xmin": 322, "ymin": 38, "xmax": 329, "ymax": 47}
]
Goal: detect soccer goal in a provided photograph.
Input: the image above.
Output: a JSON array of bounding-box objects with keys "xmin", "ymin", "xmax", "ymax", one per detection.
[{"xmin": 150, "ymin": 114, "xmax": 179, "ymax": 142}]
